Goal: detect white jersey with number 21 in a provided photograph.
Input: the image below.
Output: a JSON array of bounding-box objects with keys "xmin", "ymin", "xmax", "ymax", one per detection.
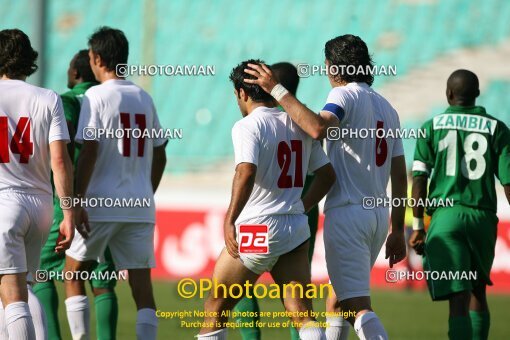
[{"xmin": 232, "ymin": 106, "xmax": 330, "ymax": 225}]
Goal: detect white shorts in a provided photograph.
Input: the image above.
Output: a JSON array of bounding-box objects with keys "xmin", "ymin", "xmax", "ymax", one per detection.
[
  {"xmin": 66, "ymin": 222, "xmax": 155, "ymax": 270},
  {"xmin": 324, "ymin": 205, "xmax": 389, "ymax": 301},
  {"xmin": 0, "ymin": 191, "xmax": 53, "ymax": 276},
  {"xmin": 237, "ymin": 214, "xmax": 310, "ymax": 275}
]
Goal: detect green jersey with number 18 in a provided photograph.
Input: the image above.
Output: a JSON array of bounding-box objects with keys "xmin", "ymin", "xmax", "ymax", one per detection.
[{"xmin": 413, "ymin": 106, "xmax": 510, "ymax": 214}]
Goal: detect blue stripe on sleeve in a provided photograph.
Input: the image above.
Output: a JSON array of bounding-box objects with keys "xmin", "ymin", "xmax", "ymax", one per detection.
[{"xmin": 322, "ymin": 103, "xmax": 345, "ymax": 120}]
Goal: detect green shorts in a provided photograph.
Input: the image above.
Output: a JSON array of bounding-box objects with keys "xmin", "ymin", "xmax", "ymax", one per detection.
[
  {"xmin": 303, "ymin": 174, "xmax": 319, "ymax": 261},
  {"xmin": 423, "ymin": 205, "xmax": 497, "ymax": 301},
  {"xmin": 39, "ymin": 200, "xmax": 117, "ymax": 289}
]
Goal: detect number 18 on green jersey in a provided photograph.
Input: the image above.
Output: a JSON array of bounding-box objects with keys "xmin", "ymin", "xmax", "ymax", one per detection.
[{"xmin": 412, "ymin": 106, "xmax": 510, "ymax": 214}]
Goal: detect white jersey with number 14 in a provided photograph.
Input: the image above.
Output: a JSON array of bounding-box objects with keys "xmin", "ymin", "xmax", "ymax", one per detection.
[{"xmin": 0, "ymin": 79, "xmax": 70, "ymax": 196}]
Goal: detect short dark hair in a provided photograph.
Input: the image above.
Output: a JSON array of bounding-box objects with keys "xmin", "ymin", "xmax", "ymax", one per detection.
[
  {"xmin": 88, "ymin": 26, "xmax": 128, "ymax": 72},
  {"xmin": 0, "ymin": 29, "xmax": 38, "ymax": 78},
  {"xmin": 324, "ymin": 34, "xmax": 374, "ymax": 86},
  {"xmin": 229, "ymin": 59, "xmax": 273, "ymax": 102},
  {"xmin": 271, "ymin": 62, "xmax": 299, "ymax": 96},
  {"xmin": 447, "ymin": 69, "xmax": 480, "ymax": 105},
  {"xmin": 74, "ymin": 49, "xmax": 96, "ymax": 82}
]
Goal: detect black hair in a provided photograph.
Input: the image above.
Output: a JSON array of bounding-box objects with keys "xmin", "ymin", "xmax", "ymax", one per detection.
[
  {"xmin": 229, "ymin": 59, "xmax": 274, "ymax": 102},
  {"xmin": 447, "ymin": 69, "xmax": 479, "ymax": 104},
  {"xmin": 88, "ymin": 26, "xmax": 128, "ymax": 72},
  {"xmin": 324, "ymin": 34, "xmax": 374, "ymax": 86},
  {"xmin": 271, "ymin": 62, "xmax": 299, "ymax": 96},
  {"xmin": 74, "ymin": 49, "xmax": 96, "ymax": 82},
  {"xmin": 0, "ymin": 29, "xmax": 38, "ymax": 78}
]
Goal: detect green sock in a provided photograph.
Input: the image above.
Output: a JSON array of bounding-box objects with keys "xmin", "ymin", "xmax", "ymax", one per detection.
[
  {"xmin": 94, "ymin": 292, "xmax": 118, "ymax": 340},
  {"xmin": 33, "ymin": 281, "xmax": 62, "ymax": 340},
  {"xmin": 290, "ymin": 324, "xmax": 300, "ymax": 340},
  {"xmin": 448, "ymin": 316, "xmax": 472, "ymax": 340},
  {"xmin": 233, "ymin": 297, "xmax": 261, "ymax": 340},
  {"xmin": 470, "ymin": 311, "xmax": 490, "ymax": 340}
]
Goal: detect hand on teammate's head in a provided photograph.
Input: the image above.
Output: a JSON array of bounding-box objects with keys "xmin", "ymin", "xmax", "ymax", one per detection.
[{"xmin": 243, "ymin": 63, "xmax": 278, "ymax": 94}]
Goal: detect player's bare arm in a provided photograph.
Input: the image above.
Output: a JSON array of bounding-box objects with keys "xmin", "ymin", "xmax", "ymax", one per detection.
[
  {"xmin": 385, "ymin": 155, "xmax": 407, "ymax": 268},
  {"xmin": 244, "ymin": 63, "xmax": 339, "ymax": 140},
  {"xmin": 224, "ymin": 162, "xmax": 257, "ymax": 259},
  {"xmin": 50, "ymin": 140, "xmax": 76, "ymax": 253},
  {"xmin": 66, "ymin": 120, "xmax": 76, "ymax": 161},
  {"xmin": 64, "ymin": 119, "xmax": 91, "ymax": 241},
  {"xmin": 151, "ymin": 143, "xmax": 167, "ymax": 192},
  {"xmin": 409, "ymin": 175, "xmax": 428, "ymax": 255},
  {"xmin": 504, "ymin": 185, "xmax": 510, "ymax": 205},
  {"xmin": 73, "ymin": 140, "xmax": 100, "ymax": 240},
  {"xmin": 302, "ymin": 163, "xmax": 335, "ymax": 212}
]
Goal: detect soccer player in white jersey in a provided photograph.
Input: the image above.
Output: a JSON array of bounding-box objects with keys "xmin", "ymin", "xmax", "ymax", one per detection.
[
  {"xmin": 197, "ymin": 60, "xmax": 336, "ymax": 340},
  {"xmin": 0, "ymin": 28, "xmax": 80, "ymax": 340},
  {"xmin": 63, "ymin": 27, "xmax": 167, "ymax": 340},
  {"xmin": 245, "ymin": 35, "xmax": 408, "ymax": 340}
]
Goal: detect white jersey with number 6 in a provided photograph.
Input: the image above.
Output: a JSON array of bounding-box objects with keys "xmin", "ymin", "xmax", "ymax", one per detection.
[
  {"xmin": 321, "ymin": 82, "xmax": 404, "ymax": 212},
  {"xmin": 75, "ymin": 79, "xmax": 167, "ymax": 223},
  {"xmin": 0, "ymin": 79, "xmax": 70, "ymax": 195},
  {"xmin": 232, "ymin": 106, "xmax": 330, "ymax": 225}
]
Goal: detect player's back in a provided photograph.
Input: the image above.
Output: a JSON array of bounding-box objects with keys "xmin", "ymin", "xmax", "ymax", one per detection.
[
  {"xmin": 233, "ymin": 106, "xmax": 326, "ymax": 224},
  {"xmin": 76, "ymin": 79, "xmax": 166, "ymax": 222},
  {"xmin": 0, "ymin": 79, "xmax": 68, "ymax": 195},
  {"xmin": 325, "ymin": 82, "xmax": 403, "ymax": 211},
  {"xmin": 414, "ymin": 106, "xmax": 510, "ymax": 213}
]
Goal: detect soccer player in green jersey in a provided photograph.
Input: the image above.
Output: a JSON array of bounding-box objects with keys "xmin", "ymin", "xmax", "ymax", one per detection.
[
  {"xmin": 409, "ymin": 69, "xmax": 510, "ymax": 340},
  {"xmin": 34, "ymin": 50, "xmax": 119, "ymax": 340}
]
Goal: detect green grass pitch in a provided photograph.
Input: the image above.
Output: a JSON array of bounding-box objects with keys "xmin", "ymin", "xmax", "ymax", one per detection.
[{"xmin": 53, "ymin": 281, "xmax": 510, "ymax": 339}]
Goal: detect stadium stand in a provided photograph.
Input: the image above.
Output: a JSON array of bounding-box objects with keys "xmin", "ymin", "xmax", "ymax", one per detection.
[{"xmin": 2, "ymin": 0, "xmax": 510, "ymax": 172}]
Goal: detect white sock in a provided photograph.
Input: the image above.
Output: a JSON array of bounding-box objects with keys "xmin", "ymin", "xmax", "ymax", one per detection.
[
  {"xmin": 197, "ymin": 328, "xmax": 227, "ymax": 340},
  {"xmin": 4, "ymin": 301, "xmax": 36, "ymax": 340},
  {"xmin": 65, "ymin": 295, "xmax": 89, "ymax": 340},
  {"xmin": 353, "ymin": 312, "xmax": 388, "ymax": 340},
  {"xmin": 326, "ymin": 316, "xmax": 350, "ymax": 340},
  {"xmin": 299, "ymin": 321, "xmax": 326, "ymax": 340},
  {"xmin": 136, "ymin": 308, "xmax": 158, "ymax": 340},
  {"xmin": 27, "ymin": 285, "xmax": 48, "ymax": 340}
]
